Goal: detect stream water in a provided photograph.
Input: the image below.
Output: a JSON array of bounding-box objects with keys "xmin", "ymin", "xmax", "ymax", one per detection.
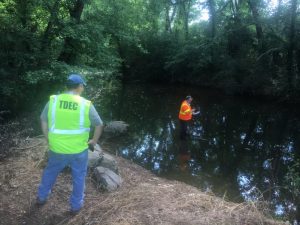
[{"xmin": 92, "ymin": 83, "xmax": 300, "ymax": 224}]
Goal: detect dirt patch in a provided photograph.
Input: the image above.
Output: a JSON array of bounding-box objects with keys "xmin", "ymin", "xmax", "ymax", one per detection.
[{"xmin": 0, "ymin": 138, "xmax": 287, "ymax": 225}]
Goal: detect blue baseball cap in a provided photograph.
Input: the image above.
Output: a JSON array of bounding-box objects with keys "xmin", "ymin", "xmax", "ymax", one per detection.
[
  {"xmin": 186, "ymin": 95, "xmax": 192, "ymax": 100},
  {"xmin": 67, "ymin": 74, "xmax": 86, "ymax": 86}
]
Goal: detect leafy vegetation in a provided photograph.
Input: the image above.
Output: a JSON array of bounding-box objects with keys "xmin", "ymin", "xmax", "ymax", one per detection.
[
  {"xmin": 285, "ymin": 158, "xmax": 300, "ymax": 199},
  {"xmin": 0, "ymin": 0, "xmax": 299, "ymax": 114},
  {"xmin": 0, "ymin": 1, "xmax": 299, "ymax": 221}
]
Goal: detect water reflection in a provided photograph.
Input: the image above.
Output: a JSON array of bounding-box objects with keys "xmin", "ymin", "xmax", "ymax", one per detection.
[
  {"xmin": 92, "ymin": 84, "xmax": 300, "ymax": 224},
  {"xmin": 178, "ymin": 140, "xmax": 191, "ymax": 172}
]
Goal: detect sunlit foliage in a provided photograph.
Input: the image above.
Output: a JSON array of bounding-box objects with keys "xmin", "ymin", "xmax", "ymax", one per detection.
[{"xmin": 0, "ymin": 0, "xmax": 299, "ymax": 112}]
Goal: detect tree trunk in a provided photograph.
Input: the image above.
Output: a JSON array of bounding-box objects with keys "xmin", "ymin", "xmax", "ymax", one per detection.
[
  {"xmin": 69, "ymin": 0, "xmax": 85, "ymax": 23},
  {"xmin": 208, "ymin": 0, "xmax": 216, "ymax": 39},
  {"xmin": 58, "ymin": 0, "xmax": 85, "ymax": 64},
  {"xmin": 165, "ymin": 1, "xmax": 172, "ymax": 32},
  {"xmin": 183, "ymin": 0, "xmax": 191, "ymax": 40},
  {"xmin": 40, "ymin": 0, "xmax": 60, "ymax": 54},
  {"xmin": 248, "ymin": 0, "xmax": 264, "ymax": 53},
  {"xmin": 208, "ymin": 0, "xmax": 216, "ymax": 61},
  {"xmin": 16, "ymin": 0, "xmax": 29, "ymax": 27},
  {"xmin": 165, "ymin": 0, "xmax": 178, "ymax": 34},
  {"xmin": 116, "ymin": 38, "xmax": 128, "ymax": 81},
  {"xmin": 286, "ymin": 0, "xmax": 298, "ymax": 90}
]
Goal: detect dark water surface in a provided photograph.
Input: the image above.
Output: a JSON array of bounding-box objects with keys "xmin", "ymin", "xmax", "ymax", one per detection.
[{"xmin": 92, "ymin": 83, "xmax": 300, "ymax": 224}]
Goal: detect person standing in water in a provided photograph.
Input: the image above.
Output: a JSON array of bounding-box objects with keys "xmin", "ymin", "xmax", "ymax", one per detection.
[{"xmin": 178, "ymin": 95, "xmax": 196, "ymax": 140}]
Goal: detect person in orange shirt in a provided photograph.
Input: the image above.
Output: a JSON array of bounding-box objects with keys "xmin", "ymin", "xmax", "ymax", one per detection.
[{"xmin": 178, "ymin": 95, "xmax": 195, "ymax": 140}]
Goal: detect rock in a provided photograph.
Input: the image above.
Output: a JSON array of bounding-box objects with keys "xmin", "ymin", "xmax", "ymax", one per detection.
[
  {"xmin": 88, "ymin": 151, "xmax": 101, "ymax": 168},
  {"xmin": 88, "ymin": 144, "xmax": 103, "ymax": 168},
  {"xmin": 98, "ymin": 152, "xmax": 119, "ymax": 173},
  {"xmin": 94, "ymin": 166, "xmax": 122, "ymax": 191},
  {"xmin": 104, "ymin": 121, "xmax": 129, "ymax": 134},
  {"xmin": 94, "ymin": 143, "xmax": 103, "ymax": 153}
]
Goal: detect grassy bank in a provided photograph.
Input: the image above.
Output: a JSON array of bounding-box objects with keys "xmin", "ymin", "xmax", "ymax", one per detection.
[{"xmin": 0, "ymin": 136, "xmax": 288, "ymax": 225}]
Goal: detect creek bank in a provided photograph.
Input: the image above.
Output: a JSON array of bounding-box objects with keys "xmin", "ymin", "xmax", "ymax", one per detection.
[{"xmin": 0, "ymin": 137, "xmax": 288, "ymax": 225}]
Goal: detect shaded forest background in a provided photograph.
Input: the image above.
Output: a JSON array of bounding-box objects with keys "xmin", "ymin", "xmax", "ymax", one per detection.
[{"xmin": 0, "ymin": 0, "xmax": 299, "ymax": 115}]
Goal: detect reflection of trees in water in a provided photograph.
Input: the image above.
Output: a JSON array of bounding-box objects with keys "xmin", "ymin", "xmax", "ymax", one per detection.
[
  {"xmin": 195, "ymin": 103, "xmax": 299, "ymax": 222},
  {"xmin": 98, "ymin": 85, "xmax": 300, "ymax": 223}
]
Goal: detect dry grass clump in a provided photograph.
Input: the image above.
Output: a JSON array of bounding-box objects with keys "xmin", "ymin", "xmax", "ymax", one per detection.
[
  {"xmin": 0, "ymin": 119, "xmax": 36, "ymax": 160},
  {"xmin": 0, "ymin": 138, "xmax": 287, "ymax": 225}
]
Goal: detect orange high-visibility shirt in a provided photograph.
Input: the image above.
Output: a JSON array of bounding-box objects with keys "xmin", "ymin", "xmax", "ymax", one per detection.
[{"xmin": 179, "ymin": 100, "xmax": 192, "ymax": 121}]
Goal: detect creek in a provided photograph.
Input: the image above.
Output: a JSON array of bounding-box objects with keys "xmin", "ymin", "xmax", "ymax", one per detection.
[{"xmin": 92, "ymin": 83, "xmax": 300, "ymax": 223}]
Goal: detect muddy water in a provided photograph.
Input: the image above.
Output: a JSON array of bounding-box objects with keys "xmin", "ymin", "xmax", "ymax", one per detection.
[{"xmin": 92, "ymin": 83, "xmax": 300, "ymax": 223}]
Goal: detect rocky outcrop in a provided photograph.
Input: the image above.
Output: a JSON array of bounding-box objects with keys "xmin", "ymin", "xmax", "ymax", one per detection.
[
  {"xmin": 88, "ymin": 144, "xmax": 103, "ymax": 168},
  {"xmin": 88, "ymin": 144, "xmax": 122, "ymax": 191},
  {"xmin": 94, "ymin": 166, "xmax": 122, "ymax": 191},
  {"xmin": 104, "ymin": 121, "xmax": 129, "ymax": 134}
]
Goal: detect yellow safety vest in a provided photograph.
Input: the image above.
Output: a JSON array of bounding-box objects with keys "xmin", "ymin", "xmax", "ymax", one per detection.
[{"xmin": 48, "ymin": 94, "xmax": 91, "ymax": 154}]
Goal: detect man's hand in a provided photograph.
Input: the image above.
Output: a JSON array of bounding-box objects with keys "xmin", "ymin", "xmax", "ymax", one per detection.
[
  {"xmin": 88, "ymin": 139, "xmax": 96, "ymax": 152},
  {"xmin": 88, "ymin": 125, "xmax": 103, "ymax": 151},
  {"xmin": 88, "ymin": 139, "xmax": 97, "ymax": 146},
  {"xmin": 88, "ymin": 139, "xmax": 97, "ymax": 151},
  {"xmin": 192, "ymin": 110, "xmax": 200, "ymax": 116}
]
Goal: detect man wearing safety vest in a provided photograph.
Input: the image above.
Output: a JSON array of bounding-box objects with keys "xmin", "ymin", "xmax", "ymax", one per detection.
[
  {"xmin": 37, "ymin": 74, "xmax": 103, "ymax": 214},
  {"xmin": 178, "ymin": 95, "xmax": 195, "ymax": 140}
]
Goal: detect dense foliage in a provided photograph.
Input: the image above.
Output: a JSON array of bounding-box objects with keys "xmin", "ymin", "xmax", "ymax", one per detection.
[{"xmin": 0, "ymin": 0, "xmax": 299, "ymax": 115}]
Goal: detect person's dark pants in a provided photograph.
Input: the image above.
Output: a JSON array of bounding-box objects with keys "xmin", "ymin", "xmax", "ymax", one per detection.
[{"xmin": 180, "ymin": 120, "xmax": 190, "ymax": 140}]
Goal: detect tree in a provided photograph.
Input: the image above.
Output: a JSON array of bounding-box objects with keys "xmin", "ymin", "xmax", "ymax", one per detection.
[
  {"xmin": 286, "ymin": 0, "xmax": 298, "ymax": 90},
  {"xmin": 58, "ymin": 0, "xmax": 86, "ymax": 64}
]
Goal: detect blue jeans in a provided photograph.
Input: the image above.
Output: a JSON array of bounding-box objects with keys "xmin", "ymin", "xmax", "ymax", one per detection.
[{"xmin": 38, "ymin": 149, "xmax": 88, "ymax": 211}]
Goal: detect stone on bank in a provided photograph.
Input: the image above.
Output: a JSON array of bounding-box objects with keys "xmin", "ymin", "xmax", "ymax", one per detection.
[{"xmin": 88, "ymin": 144, "xmax": 122, "ymax": 191}]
